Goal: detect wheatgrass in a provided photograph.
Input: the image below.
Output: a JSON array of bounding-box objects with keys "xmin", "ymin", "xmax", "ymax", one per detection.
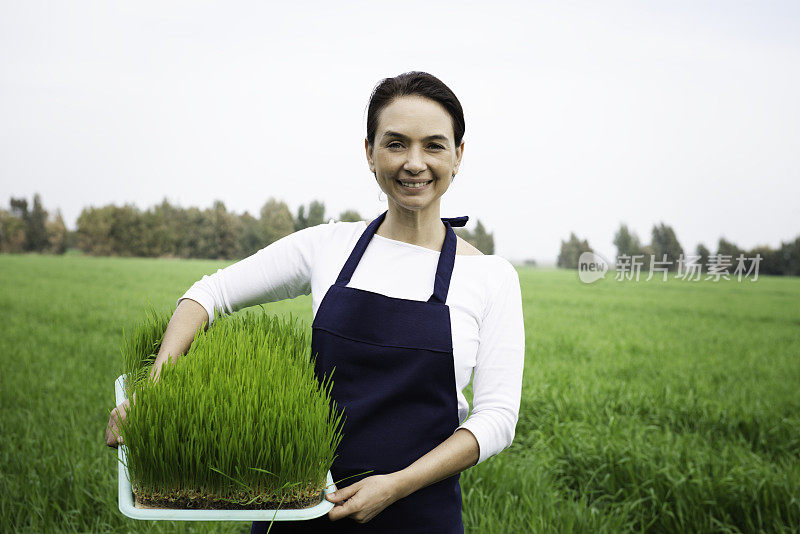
[
  {"xmin": 120, "ymin": 303, "xmax": 170, "ymax": 393},
  {"xmin": 117, "ymin": 307, "xmax": 344, "ymax": 509}
]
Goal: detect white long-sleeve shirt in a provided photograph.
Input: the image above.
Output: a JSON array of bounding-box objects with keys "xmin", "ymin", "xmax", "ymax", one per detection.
[{"xmin": 178, "ymin": 219, "xmax": 525, "ymax": 465}]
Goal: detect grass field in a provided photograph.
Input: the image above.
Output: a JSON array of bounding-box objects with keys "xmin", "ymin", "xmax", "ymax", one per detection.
[{"xmin": 1, "ymin": 254, "xmax": 799, "ymax": 533}]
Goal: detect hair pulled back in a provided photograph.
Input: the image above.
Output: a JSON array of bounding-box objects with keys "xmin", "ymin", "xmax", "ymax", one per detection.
[{"xmin": 366, "ymin": 71, "xmax": 465, "ymax": 149}]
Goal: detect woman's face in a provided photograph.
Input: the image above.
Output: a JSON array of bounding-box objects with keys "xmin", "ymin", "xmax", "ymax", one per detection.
[{"xmin": 366, "ymin": 95, "xmax": 463, "ymax": 216}]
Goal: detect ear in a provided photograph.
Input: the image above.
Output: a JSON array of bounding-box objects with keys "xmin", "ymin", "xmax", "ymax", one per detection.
[
  {"xmin": 365, "ymin": 138, "xmax": 375, "ymax": 175},
  {"xmin": 453, "ymin": 140, "xmax": 465, "ymax": 175}
]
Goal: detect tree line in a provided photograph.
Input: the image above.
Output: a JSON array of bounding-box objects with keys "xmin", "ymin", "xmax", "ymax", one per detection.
[
  {"xmin": 0, "ymin": 194, "xmax": 68, "ymax": 254},
  {"xmin": 0, "ymin": 194, "xmax": 495, "ymax": 259},
  {"xmin": 557, "ymin": 222, "xmax": 800, "ymax": 276}
]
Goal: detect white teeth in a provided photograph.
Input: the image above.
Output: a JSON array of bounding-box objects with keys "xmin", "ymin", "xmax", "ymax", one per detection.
[{"xmin": 399, "ymin": 180, "xmax": 432, "ymax": 188}]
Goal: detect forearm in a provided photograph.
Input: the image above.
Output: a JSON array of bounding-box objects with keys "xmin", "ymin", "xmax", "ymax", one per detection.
[
  {"xmin": 149, "ymin": 298, "xmax": 209, "ymax": 383},
  {"xmin": 392, "ymin": 428, "xmax": 479, "ymax": 500}
]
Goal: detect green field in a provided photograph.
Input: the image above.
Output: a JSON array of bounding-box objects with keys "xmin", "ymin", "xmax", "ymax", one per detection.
[{"xmin": 1, "ymin": 254, "xmax": 799, "ymax": 533}]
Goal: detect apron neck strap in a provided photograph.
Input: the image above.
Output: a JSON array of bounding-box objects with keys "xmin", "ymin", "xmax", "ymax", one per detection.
[{"xmin": 334, "ymin": 210, "xmax": 470, "ymax": 305}]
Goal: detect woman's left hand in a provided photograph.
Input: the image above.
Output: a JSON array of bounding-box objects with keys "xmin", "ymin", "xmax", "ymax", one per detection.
[{"xmin": 326, "ymin": 474, "xmax": 402, "ymax": 523}]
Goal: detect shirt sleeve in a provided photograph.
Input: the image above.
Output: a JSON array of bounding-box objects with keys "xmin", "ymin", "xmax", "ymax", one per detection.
[
  {"xmin": 177, "ymin": 221, "xmax": 333, "ymax": 326},
  {"xmin": 457, "ymin": 260, "xmax": 525, "ymax": 465}
]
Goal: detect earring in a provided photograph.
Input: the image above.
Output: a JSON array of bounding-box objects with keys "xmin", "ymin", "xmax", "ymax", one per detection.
[{"xmin": 378, "ymin": 190, "xmax": 386, "ymax": 202}]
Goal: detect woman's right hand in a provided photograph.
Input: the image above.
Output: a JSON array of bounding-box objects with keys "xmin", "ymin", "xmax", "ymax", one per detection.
[
  {"xmin": 105, "ymin": 299, "xmax": 208, "ymax": 449},
  {"xmin": 105, "ymin": 392, "xmax": 135, "ymax": 448}
]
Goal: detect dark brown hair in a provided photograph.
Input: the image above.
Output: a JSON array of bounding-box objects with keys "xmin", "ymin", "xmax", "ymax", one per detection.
[{"xmin": 366, "ymin": 71, "xmax": 465, "ymax": 149}]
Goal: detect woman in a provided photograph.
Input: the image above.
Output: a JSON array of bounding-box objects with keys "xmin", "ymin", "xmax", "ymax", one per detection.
[{"xmin": 106, "ymin": 71, "xmax": 525, "ymax": 533}]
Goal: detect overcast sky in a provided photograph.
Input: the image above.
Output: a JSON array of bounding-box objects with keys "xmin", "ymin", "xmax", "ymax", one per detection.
[{"xmin": 1, "ymin": 1, "xmax": 798, "ymax": 263}]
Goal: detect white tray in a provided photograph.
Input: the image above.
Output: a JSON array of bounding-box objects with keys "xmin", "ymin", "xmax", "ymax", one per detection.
[{"xmin": 114, "ymin": 374, "xmax": 336, "ymax": 521}]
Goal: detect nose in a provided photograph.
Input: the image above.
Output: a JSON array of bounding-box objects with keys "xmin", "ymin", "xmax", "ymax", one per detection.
[{"xmin": 403, "ymin": 145, "xmax": 426, "ymax": 175}]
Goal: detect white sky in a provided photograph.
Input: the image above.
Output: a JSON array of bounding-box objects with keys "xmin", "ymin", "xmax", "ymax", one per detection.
[{"xmin": 1, "ymin": 1, "xmax": 798, "ymax": 263}]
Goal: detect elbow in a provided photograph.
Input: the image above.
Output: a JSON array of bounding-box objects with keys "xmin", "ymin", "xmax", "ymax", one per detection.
[
  {"xmin": 179, "ymin": 271, "xmax": 231, "ymax": 326},
  {"xmin": 496, "ymin": 408, "xmax": 518, "ymax": 453},
  {"xmin": 482, "ymin": 402, "xmax": 518, "ymax": 450},
  {"xmin": 462, "ymin": 406, "xmax": 518, "ymax": 464}
]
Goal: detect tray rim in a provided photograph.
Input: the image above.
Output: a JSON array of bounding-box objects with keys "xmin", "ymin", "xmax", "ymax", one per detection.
[{"xmin": 114, "ymin": 373, "xmax": 337, "ymax": 521}]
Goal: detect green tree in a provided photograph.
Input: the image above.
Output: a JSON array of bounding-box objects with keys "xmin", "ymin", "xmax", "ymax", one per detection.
[
  {"xmin": 196, "ymin": 201, "xmax": 241, "ymax": 260},
  {"xmin": 748, "ymin": 244, "xmax": 781, "ymax": 275},
  {"xmin": 472, "ymin": 220, "xmax": 494, "ymax": 255},
  {"xmin": 141, "ymin": 199, "xmax": 181, "ymax": 257},
  {"xmin": 557, "ymin": 233, "xmax": 593, "ymax": 269},
  {"xmin": 295, "ymin": 200, "xmax": 326, "ymax": 231},
  {"xmin": 0, "ymin": 209, "xmax": 26, "ymax": 253},
  {"xmin": 9, "ymin": 196, "xmax": 51, "ymax": 253},
  {"xmin": 218, "ymin": 201, "xmax": 242, "ymax": 259},
  {"xmin": 454, "ymin": 219, "xmax": 494, "ymax": 255},
  {"xmin": 742, "ymin": 238, "xmax": 800, "ymax": 276},
  {"xmin": 717, "ymin": 237, "xmax": 744, "ymax": 259},
  {"xmin": 778, "ymin": 237, "xmax": 800, "ymax": 276},
  {"xmin": 109, "ymin": 204, "xmax": 147, "ymax": 256},
  {"xmin": 10, "ymin": 197, "xmax": 28, "ymax": 221},
  {"xmin": 76, "ymin": 206, "xmax": 114, "ymax": 256},
  {"xmin": 650, "ymin": 222, "xmax": 684, "ymax": 271},
  {"xmin": 195, "ymin": 206, "xmax": 220, "ymax": 259},
  {"xmin": 261, "ymin": 198, "xmax": 295, "ymax": 246},
  {"xmin": 641, "ymin": 244, "xmax": 655, "ymax": 270},
  {"xmin": 338, "ymin": 210, "xmax": 363, "ymax": 222},
  {"xmin": 238, "ymin": 212, "xmax": 263, "ymax": 257},
  {"xmin": 695, "ymin": 243, "xmax": 710, "ymax": 273},
  {"xmin": 179, "ymin": 207, "xmax": 205, "ymax": 258},
  {"xmin": 46, "ymin": 209, "xmax": 68, "ymax": 254},
  {"xmin": 25, "ymin": 194, "xmax": 49, "ymax": 252},
  {"xmin": 613, "ymin": 224, "xmax": 644, "ymax": 259}
]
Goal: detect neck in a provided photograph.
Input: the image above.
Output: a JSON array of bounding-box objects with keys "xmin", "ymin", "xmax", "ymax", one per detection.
[{"xmin": 376, "ymin": 202, "xmax": 446, "ymax": 251}]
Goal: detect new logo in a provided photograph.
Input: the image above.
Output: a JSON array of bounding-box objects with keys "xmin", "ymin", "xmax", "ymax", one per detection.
[{"xmin": 578, "ymin": 252, "xmax": 609, "ymax": 284}]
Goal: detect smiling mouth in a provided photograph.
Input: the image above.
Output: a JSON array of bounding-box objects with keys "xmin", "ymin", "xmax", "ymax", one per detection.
[{"xmin": 396, "ymin": 179, "xmax": 433, "ymax": 189}]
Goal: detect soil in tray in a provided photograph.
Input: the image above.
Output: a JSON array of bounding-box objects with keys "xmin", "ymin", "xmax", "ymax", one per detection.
[{"xmin": 133, "ymin": 490, "xmax": 325, "ymax": 510}]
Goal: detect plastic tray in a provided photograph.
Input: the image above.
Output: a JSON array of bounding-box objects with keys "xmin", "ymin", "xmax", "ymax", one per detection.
[{"xmin": 114, "ymin": 374, "xmax": 336, "ymax": 521}]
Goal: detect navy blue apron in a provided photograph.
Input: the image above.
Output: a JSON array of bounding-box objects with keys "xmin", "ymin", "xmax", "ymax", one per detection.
[{"xmin": 252, "ymin": 210, "xmax": 469, "ymax": 533}]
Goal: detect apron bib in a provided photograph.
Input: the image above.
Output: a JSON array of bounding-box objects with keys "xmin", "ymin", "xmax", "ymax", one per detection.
[{"xmin": 253, "ymin": 210, "xmax": 469, "ymax": 533}]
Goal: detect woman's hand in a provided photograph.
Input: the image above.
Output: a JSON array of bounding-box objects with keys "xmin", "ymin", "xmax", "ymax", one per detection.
[
  {"xmin": 326, "ymin": 474, "xmax": 403, "ymax": 524},
  {"xmin": 105, "ymin": 392, "xmax": 135, "ymax": 448}
]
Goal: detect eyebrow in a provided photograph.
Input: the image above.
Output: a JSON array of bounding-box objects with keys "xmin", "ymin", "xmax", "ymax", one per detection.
[{"xmin": 381, "ymin": 131, "xmax": 450, "ymax": 143}]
